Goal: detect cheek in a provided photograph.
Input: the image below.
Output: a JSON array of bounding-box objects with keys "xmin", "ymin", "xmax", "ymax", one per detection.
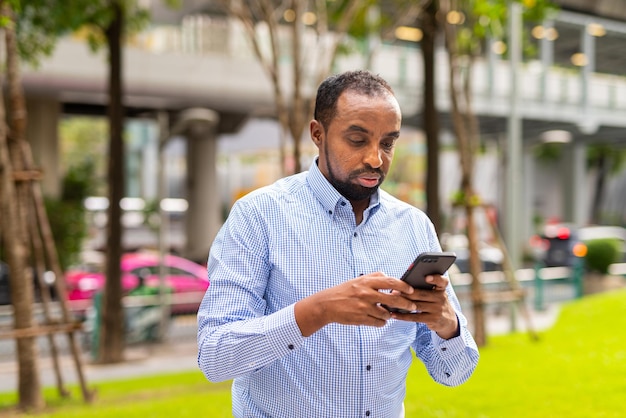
[
  {"xmin": 328, "ymin": 143, "xmax": 356, "ymax": 166},
  {"xmin": 380, "ymin": 150, "xmax": 394, "ymax": 173}
]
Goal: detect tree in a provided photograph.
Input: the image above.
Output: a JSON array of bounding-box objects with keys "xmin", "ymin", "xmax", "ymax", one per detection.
[
  {"xmin": 0, "ymin": 0, "xmax": 58, "ymax": 410},
  {"xmin": 13, "ymin": 0, "xmax": 176, "ymax": 366},
  {"xmin": 420, "ymin": 0, "xmax": 442, "ymax": 233},
  {"xmin": 439, "ymin": 0, "xmax": 556, "ymax": 346},
  {"xmin": 217, "ymin": 0, "xmax": 366, "ymax": 174},
  {"xmin": 1, "ymin": 0, "xmax": 110, "ymax": 408},
  {"xmin": 55, "ymin": 0, "xmax": 176, "ymax": 364}
]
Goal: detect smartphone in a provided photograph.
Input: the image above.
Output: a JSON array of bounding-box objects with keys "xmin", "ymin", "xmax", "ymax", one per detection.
[
  {"xmin": 400, "ymin": 251, "xmax": 457, "ymax": 290},
  {"xmin": 384, "ymin": 251, "xmax": 457, "ymax": 314}
]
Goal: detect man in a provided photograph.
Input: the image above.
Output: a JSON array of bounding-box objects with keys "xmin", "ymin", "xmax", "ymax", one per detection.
[{"xmin": 197, "ymin": 70, "xmax": 479, "ymax": 417}]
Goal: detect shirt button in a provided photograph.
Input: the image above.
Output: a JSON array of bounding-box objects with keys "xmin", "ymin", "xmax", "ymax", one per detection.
[
  {"xmin": 365, "ymin": 411, "xmax": 371, "ymax": 416},
  {"xmin": 288, "ymin": 344, "xmax": 294, "ymax": 350},
  {"xmin": 340, "ymin": 201, "xmax": 346, "ymax": 206},
  {"xmin": 442, "ymin": 347, "xmax": 447, "ymax": 351},
  {"xmin": 328, "ymin": 210, "xmax": 332, "ymax": 215},
  {"xmin": 366, "ymin": 365, "xmax": 371, "ymax": 371},
  {"xmin": 445, "ymin": 372, "xmax": 451, "ymax": 377},
  {"xmin": 353, "ymin": 232, "xmax": 357, "ymax": 237}
]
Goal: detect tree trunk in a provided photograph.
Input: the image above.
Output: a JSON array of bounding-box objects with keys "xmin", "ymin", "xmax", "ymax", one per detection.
[
  {"xmin": 99, "ymin": 1, "xmax": 125, "ymax": 364},
  {"xmin": 422, "ymin": 0, "xmax": 441, "ymax": 233},
  {"xmin": 441, "ymin": 0, "xmax": 486, "ymax": 346},
  {"xmin": 1, "ymin": 2, "xmax": 44, "ymax": 410}
]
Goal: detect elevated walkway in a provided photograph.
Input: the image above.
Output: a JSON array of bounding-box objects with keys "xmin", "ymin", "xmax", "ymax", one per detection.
[
  {"xmin": 18, "ymin": 11, "xmax": 626, "ymax": 261},
  {"xmin": 22, "ymin": 15, "xmax": 626, "ymax": 144}
]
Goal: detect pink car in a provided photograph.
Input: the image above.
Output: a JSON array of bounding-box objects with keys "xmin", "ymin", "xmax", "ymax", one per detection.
[{"xmin": 65, "ymin": 252, "xmax": 209, "ymax": 315}]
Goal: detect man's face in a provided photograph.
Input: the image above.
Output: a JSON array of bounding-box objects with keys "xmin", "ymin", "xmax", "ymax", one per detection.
[{"xmin": 311, "ymin": 90, "xmax": 401, "ymax": 206}]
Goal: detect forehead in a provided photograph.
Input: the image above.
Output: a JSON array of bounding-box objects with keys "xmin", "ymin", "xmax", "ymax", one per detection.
[{"xmin": 334, "ymin": 90, "xmax": 401, "ymax": 125}]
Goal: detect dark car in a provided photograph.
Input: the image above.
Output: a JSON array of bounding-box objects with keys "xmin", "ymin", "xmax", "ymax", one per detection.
[
  {"xmin": 0, "ymin": 261, "xmax": 10, "ymax": 305},
  {"xmin": 536, "ymin": 224, "xmax": 583, "ymax": 267},
  {"xmin": 530, "ymin": 224, "xmax": 626, "ymax": 267},
  {"xmin": 0, "ymin": 261, "xmax": 57, "ymax": 305}
]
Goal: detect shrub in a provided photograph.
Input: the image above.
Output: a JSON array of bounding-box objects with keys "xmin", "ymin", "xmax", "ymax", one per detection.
[
  {"xmin": 45, "ymin": 160, "xmax": 96, "ymax": 270},
  {"xmin": 584, "ymin": 238, "xmax": 621, "ymax": 274}
]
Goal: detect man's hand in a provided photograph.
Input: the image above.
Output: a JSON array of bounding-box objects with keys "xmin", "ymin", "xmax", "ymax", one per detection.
[
  {"xmin": 391, "ymin": 274, "xmax": 459, "ymax": 340},
  {"xmin": 294, "ymin": 272, "xmax": 417, "ymax": 337}
]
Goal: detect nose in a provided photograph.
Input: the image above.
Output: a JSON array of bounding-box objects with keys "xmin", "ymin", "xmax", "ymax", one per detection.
[{"xmin": 363, "ymin": 144, "xmax": 383, "ymax": 168}]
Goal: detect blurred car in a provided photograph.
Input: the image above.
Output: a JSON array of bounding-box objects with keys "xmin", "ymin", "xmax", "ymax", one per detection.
[
  {"xmin": 65, "ymin": 252, "xmax": 209, "ymax": 315},
  {"xmin": 0, "ymin": 261, "xmax": 10, "ymax": 305},
  {"xmin": 441, "ymin": 234, "xmax": 504, "ymax": 273},
  {"xmin": 529, "ymin": 224, "xmax": 626, "ymax": 267},
  {"xmin": 0, "ymin": 261, "xmax": 56, "ymax": 305}
]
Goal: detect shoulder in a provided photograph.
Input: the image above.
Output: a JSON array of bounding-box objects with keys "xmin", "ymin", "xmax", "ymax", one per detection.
[
  {"xmin": 378, "ymin": 189, "xmax": 430, "ymax": 222},
  {"xmin": 231, "ymin": 171, "xmax": 310, "ymax": 215},
  {"xmin": 376, "ymin": 189, "xmax": 439, "ymax": 248}
]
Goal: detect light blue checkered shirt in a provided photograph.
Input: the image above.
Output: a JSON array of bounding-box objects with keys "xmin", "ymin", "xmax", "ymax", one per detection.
[{"xmin": 198, "ymin": 160, "xmax": 479, "ymax": 418}]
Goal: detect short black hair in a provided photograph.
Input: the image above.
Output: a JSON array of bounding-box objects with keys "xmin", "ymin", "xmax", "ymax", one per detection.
[{"xmin": 313, "ymin": 70, "xmax": 395, "ymax": 131}]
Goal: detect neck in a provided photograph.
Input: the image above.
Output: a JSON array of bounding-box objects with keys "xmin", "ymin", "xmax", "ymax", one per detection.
[{"xmin": 351, "ymin": 199, "xmax": 369, "ymax": 225}]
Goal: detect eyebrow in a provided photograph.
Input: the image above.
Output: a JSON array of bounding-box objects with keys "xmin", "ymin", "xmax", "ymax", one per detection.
[
  {"xmin": 346, "ymin": 124, "xmax": 369, "ymax": 134},
  {"xmin": 346, "ymin": 125, "xmax": 400, "ymax": 139}
]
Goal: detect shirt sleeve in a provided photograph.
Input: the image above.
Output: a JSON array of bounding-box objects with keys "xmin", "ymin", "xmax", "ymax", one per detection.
[
  {"xmin": 414, "ymin": 291, "xmax": 479, "ymax": 386},
  {"xmin": 197, "ymin": 199, "xmax": 305, "ymax": 383},
  {"xmin": 411, "ymin": 220, "xmax": 480, "ymax": 386}
]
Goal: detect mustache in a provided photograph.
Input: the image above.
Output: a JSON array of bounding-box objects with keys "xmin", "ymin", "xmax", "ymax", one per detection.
[{"xmin": 350, "ymin": 167, "xmax": 384, "ymax": 178}]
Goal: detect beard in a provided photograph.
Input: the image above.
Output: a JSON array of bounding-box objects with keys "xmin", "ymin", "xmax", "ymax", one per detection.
[{"xmin": 323, "ymin": 148, "xmax": 385, "ymax": 202}]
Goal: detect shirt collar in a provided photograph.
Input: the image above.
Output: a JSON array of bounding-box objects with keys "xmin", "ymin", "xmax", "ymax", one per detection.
[{"xmin": 306, "ymin": 158, "xmax": 381, "ymax": 217}]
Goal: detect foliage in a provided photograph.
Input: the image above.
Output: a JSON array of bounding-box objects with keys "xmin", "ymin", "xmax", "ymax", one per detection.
[
  {"xmin": 532, "ymin": 141, "xmax": 563, "ymax": 163},
  {"xmin": 534, "ymin": 141, "xmax": 626, "ymax": 169},
  {"xmin": 449, "ymin": 0, "xmax": 559, "ymax": 59},
  {"xmin": 2, "ymin": 290, "xmax": 626, "ymax": 416},
  {"xmin": 59, "ymin": 116, "xmax": 109, "ymax": 196},
  {"xmin": 13, "ymin": 0, "xmax": 180, "ymax": 64},
  {"xmin": 587, "ymin": 143, "xmax": 626, "ymax": 174},
  {"xmin": 141, "ymin": 199, "xmax": 161, "ymax": 232},
  {"xmin": 450, "ymin": 189, "xmax": 482, "ymax": 207},
  {"xmin": 584, "ymin": 238, "xmax": 621, "ymax": 274},
  {"xmin": 44, "ymin": 160, "xmax": 96, "ymax": 270}
]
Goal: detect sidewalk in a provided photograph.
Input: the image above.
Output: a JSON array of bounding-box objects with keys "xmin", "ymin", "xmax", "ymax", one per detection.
[
  {"xmin": 0, "ymin": 305, "xmax": 561, "ymax": 394},
  {"xmin": 0, "ymin": 338, "xmax": 200, "ymax": 394}
]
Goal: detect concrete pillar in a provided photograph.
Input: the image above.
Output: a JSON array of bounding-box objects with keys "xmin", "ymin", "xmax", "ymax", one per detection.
[
  {"xmin": 539, "ymin": 20, "xmax": 554, "ymax": 102},
  {"xmin": 580, "ymin": 24, "xmax": 595, "ymax": 115},
  {"xmin": 523, "ymin": 148, "xmax": 535, "ymax": 239},
  {"xmin": 504, "ymin": 2, "xmax": 523, "ymax": 270},
  {"xmin": 26, "ymin": 97, "xmax": 61, "ymax": 198},
  {"xmin": 561, "ymin": 140, "xmax": 587, "ymax": 226},
  {"xmin": 571, "ymin": 141, "xmax": 588, "ymax": 226},
  {"xmin": 173, "ymin": 108, "xmax": 220, "ymax": 263}
]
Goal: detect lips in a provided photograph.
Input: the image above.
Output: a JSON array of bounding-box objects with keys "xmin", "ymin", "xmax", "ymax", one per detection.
[{"xmin": 356, "ymin": 175, "xmax": 380, "ymax": 188}]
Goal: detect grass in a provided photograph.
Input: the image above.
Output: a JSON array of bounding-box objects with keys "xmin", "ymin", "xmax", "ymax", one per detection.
[{"xmin": 1, "ymin": 289, "xmax": 626, "ymax": 417}]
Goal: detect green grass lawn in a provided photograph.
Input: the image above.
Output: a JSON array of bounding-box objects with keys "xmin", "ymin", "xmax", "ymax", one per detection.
[{"xmin": 1, "ymin": 289, "xmax": 625, "ymax": 417}]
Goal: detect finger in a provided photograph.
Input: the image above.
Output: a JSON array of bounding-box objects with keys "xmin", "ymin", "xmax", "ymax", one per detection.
[
  {"xmin": 378, "ymin": 294, "xmax": 417, "ymax": 313},
  {"xmin": 370, "ymin": 275, "xmax": 414, "ymax": 294},
  {"xmin": 424, "ymin": 274, "xmax": 449, "ymax": 291}
]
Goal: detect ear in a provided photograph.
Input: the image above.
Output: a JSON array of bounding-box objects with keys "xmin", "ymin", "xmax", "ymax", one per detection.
[{"xmin": 310, "ymin": 120, "xmax": 323, "ymax": 146}]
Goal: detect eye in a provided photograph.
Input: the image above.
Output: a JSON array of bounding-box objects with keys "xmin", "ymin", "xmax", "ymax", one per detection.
[
  {"xmin": 348, "ymin": 137, "xmax": 367, "ymax": 146},
  {"xmin": 381, "ymin": 141, "xmax": 396, "ymax": 151}
]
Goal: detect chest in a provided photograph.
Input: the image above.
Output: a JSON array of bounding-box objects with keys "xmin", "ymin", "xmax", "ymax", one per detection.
[{"xmin": 265, "ymin": 204, "xmax": 432, "ymax": 298}]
